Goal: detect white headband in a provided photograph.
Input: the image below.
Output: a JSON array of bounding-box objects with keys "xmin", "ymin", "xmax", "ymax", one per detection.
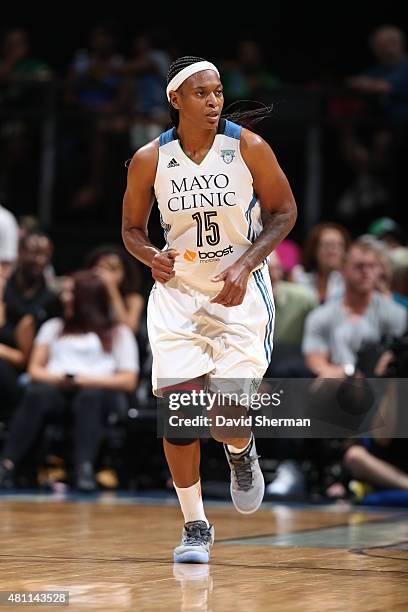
[{"xmin": 166, "ymin": 61, "xmax": 220, "ymax": 101}]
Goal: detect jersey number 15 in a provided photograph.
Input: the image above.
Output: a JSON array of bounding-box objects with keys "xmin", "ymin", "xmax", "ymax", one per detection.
[{"xmin": 192, "ymin": 212, "xmax": 220, "ymax": 247}]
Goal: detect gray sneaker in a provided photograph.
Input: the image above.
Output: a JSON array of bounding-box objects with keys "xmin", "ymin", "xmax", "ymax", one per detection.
[
  {"xmin": 173, "ymin": 521, "xmax": 215, "ymax": 564},
  {"xmin": 224, "ymin": 436, "xmax": 265, "ymax": 514}
]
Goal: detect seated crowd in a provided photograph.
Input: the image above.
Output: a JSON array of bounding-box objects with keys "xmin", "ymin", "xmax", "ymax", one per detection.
[{"xmin": 0, "ymin": 209, "xmax": 407, "ymax": 501}]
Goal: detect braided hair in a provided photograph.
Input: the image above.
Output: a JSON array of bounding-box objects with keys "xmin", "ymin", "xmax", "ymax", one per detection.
[
  {"xmin": 167, "ymin": 56, "xmax": 205, "ymax": 127},
  {"xmin": 167, "ymin": 55, "xmax": 273, "ymax": 129}
]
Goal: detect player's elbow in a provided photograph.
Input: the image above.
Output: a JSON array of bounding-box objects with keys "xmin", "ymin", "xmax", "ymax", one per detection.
[
  {"xmin": 121, "ymin": 222, "xmax": 139, "ymax": 255},
  {"xmin": 287, "ymin": 199, "xmax": 298, "ymax": 229},
  {"xmin": 280, "ymin": 197, "xmax": 297, "ymax": 232},
  {"xmin": 121, "ymin": 224, "xmax": 131, "ymax": 253}
]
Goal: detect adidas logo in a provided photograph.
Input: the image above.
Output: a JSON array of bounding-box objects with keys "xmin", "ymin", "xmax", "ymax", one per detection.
[{"xmin": 167, "ymin": 158, "xmax": 180, "ymax": 168}]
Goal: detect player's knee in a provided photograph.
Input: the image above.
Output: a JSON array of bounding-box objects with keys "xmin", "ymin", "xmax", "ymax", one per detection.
[
  {"xmin": 160, "ymin": 379, "xmax": 206, "ymax": 442},
  {"xmin": 209, "ymin": 426, "xmax": 227, "ymax": 444},
  {"xmin": 160, "ymin": 377, "xmax": 205, "ymax": 396},
  {"xmin": 164, "ymin": 437, "xmax": 198, "ymax": 446}
]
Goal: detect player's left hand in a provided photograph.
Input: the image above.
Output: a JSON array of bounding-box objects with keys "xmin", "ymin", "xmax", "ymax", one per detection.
[{"xmin": 210, "ymin": 263, "xmax": 251, "ymax": 307}]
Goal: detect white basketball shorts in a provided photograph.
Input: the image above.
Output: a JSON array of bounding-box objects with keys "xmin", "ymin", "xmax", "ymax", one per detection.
[{"xmin": 147, "ymin": 265, "xmax": 275, "ymax": 396}]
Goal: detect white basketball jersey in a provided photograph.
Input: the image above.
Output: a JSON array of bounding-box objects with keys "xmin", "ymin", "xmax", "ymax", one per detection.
[{"xmin": 154, "ymin": 119, "xmax": 263, "ymax": 294}]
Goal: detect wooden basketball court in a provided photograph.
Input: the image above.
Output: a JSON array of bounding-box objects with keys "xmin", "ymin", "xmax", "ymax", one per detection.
[{"xmin": 0, "ymin": 494, "xmax": 407, "ymax": 610}]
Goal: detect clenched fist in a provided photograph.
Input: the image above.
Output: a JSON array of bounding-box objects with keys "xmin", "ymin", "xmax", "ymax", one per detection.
[{"xmin": 151, "ymin": 249, "xmax": 179, "ymax": 284}]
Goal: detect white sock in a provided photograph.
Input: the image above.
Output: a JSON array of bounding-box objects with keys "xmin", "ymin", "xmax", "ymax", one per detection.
[
  {"xmin": 174, "ymin": 479, "xmax": 209, "ymax": 527},
  {"xmin": 227, "ymin": 435, "xmax": 252, "ymax": 455}
]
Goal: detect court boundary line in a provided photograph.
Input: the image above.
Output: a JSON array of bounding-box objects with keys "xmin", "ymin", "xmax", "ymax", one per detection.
[
  {"xmin": 353, "ymin": 540, "xmax": 408, "ymax": 563},
  {"xmin": 216, "ymin": 511, "xmax": 408, "ymax": 544},
  {"xmin": 0, "ymin": 553, "xmax": 406, "ymax": 575}
]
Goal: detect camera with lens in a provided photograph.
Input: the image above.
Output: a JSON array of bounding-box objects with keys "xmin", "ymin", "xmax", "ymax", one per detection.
[
  {"xmin": 383, "ymin": 332, "xmax": 408, "ymax": 377},
  {"xmin": 356, "ymin": 331, "xmax": 408, "ymax": 377}
]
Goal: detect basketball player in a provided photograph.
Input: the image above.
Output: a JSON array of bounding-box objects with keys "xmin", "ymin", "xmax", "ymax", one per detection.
[{"xmin": 122, "ymin": 57, "xmax": 297, "ymax": 563}]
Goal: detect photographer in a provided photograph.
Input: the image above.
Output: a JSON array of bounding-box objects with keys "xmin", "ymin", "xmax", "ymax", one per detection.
[
  {"xmin": 342, "ymin": 331, "xmax": 408, "ymax": 493},
  {"xmin": 302, "ymin": 239, "xmax": 407, "ymax": 499},
  {"xmin": 302, "ymin": 239, "xmax": 406, "ymax": 379}
]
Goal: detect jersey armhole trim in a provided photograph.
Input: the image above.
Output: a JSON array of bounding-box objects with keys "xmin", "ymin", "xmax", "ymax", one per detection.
[
  {"xmin": 223, "ymin": 119, "xmax": 241, "ymax": 140},
  {"xmin": 159, "ymin": 128, "xmax": 176, "ymax": 147},
  {"xmin": 237, "ymin": 129, "xmax": 254, "ymax": 187}
]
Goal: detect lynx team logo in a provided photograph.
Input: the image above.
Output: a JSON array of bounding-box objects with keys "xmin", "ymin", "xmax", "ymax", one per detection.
[
  {"xmin": 249, "ymin": 378, "xmax": 262, "ymax": 396},
  {"xmin": 220, "ymin": 149, "xmax": 235, "ymax": 164}
]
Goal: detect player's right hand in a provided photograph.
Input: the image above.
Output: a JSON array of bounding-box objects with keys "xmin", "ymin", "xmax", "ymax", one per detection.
[{"xmin": 151, "ymin": 249, "xmax": 179, "ymax": 283}]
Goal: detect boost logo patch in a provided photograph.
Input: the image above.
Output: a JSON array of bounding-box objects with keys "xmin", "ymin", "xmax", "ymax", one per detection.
[{"xmin": 183, "ymin": 249, "xmax": 197, "ymax": 262}]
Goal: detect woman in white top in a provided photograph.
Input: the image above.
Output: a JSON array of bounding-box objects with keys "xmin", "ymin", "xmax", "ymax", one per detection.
[{"xmin": 0, "ymin": 270, "xmax": 139, "ymax": 491}]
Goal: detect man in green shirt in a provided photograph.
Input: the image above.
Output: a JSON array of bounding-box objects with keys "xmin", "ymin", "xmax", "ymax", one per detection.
[{"xmin": 269, "ymin": 251, "xmax": 317, "ymax": 347}]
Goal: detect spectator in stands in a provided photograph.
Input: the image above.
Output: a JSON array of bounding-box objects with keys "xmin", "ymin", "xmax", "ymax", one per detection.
[
  {"xmin": 389, "ymin": 247, "xmax": 408, "ymax": 309},
  {"xmin": 122, "ymin": 34, "xmax": 170, "ymax": 149},
  {"xmin": 0, "ymin": 30, "xmax": 51, "ymax": 214},
  {"xmin": 367, "ymin": 217, "xmax": 406, "ymax": 249},
  {"xmin": 0, "ymin": 206, "xmax": 27, "ymax": 410},
  {"xmin": 269, "ymin": 252, "xmax": 317, "ymax": 347},
  {"xmin": 275, "ymin": 239, "xmax": 301, "ymax": 280},
  {"xmin": 65, "ymin": 24, "xmax": 123, "ymax": 113},
  {"xmin": 17, "ymin": 215, "xmax": 59, "ymax": 289},
  {"xmin": 292, "ymin": 223, "xmax": 350, "ymax": 303},
  {"xmin": 356, "ymin": 234, "xmax": 394, "ymax": 298},
  {"xmin": 356, "ymin": 234, "xmax": 408, "ymax": 311},
  {"xmin": 344, "ymin": 440, "xmax": 408, "ymax": 493},
  {"xmin": 222, "ymin": 40, "xmax": 280, "ymax": 102},
  {"xmin": 328, "ymin": 343, "xmax": 408, "ymax": 499},
  {"xmin": 0, "ymin": 270, "xmax": 139, "ymax": 491},
  {"xmin": 3, "ymin": 231, "xmax": 62, "ymax": 330},
  {"xmin": 64, "ymin": 24, "xmax": 125, "ymax": 209},
  {"xmin": 266, "ymin": 252, "xmax": 317, "ymax": 378},
  {"xmin": 339, "ymin": 26, "xmax": 408, "ymax": 228},
  {"xmin": 0, "ymin": 270, "xmax": 34, "ymax": 410},
  {"xmin": 85, "ymin": 244, "xmax": 144, "ymax": 333},
  {"xmin": 0, "ymin": 204, "xmax": 19, "ymax": 281},
  {"xmin": 302, "ymin": 239, "xmax": 406, "ymax": 378},
  {"xmin": 347, "ymin": 25, "xmax": 408, "ymax": 123},
  {"xmin": 265, "ymin": 252, "xmax": 317, "ymax": 497},
  {"xmin": 0, "ymin": 28, "xmax": 50, "ymax": 82},
  {"xmin": 334, "ymin": 127, "xmax": 391, "ymax": 231},
  {"xmin": 346, "ymin": 233, "xmax": 408, "ymax": 308}
]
